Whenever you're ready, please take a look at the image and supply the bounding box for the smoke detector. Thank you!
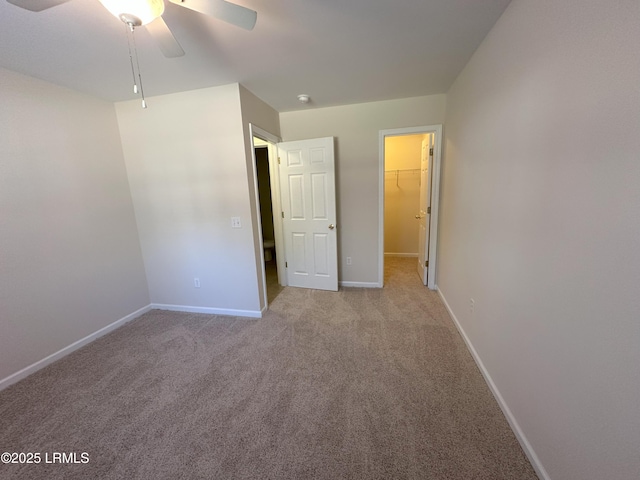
[297,94,310,104]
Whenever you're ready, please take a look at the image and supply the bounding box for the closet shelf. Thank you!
[385,168,420,187]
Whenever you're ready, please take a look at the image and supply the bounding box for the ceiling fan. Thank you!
[6,0,258,58]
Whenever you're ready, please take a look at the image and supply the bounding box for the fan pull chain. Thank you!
[125,23,147,109]
[125,24,138,94]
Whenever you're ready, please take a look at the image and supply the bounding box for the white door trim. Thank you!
[249,124,283,311]
[378,125,443,289]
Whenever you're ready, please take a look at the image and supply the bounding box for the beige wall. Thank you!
[0,68,149,383]
[280,95,446,284]
[438,1,640,479]
[384,134,422,171]
[116,83,270,315]
[116,84,279,316]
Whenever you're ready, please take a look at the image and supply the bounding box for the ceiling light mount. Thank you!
[120,13,142,29]
[98,0,165,26]
[297,94,310,104]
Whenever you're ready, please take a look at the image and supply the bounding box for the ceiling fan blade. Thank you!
[169,0,257,31]
[145,16,185,58]
[6,0,72,12]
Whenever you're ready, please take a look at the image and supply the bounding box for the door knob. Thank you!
[328,224,335,230]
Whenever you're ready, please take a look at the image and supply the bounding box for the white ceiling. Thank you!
[0,0,512,112]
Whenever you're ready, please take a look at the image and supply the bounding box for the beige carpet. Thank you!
[0,258,538,479]
[265,259,284,304]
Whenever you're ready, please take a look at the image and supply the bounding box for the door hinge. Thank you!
[425,260,429,267]
[278,157,281,164]
[427,206,431,214]
[285,262,288,268]
[429,147,434,156]
[281,211,284,218]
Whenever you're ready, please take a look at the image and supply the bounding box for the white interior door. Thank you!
[278,137,338,291]
[417,134,433,285]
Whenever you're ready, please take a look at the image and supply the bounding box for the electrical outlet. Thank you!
[346,256,352,265]
[231,217,242,228]
[469,298,475,314]
[194,278,201,288]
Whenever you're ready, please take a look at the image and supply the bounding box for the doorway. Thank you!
[249,125,285,312]
[379,125,442,289]
[254,143,283,304]
[383,134,425,257]
[249,126,339,313]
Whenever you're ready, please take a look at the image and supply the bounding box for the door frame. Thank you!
[249,124,285,311]
[378,124,443,289]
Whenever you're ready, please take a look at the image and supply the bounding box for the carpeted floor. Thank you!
[265,259,284,304]
[0,257,538,479]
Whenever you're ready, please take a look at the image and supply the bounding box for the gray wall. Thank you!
[438,1,640,479]
[0,68,149,383]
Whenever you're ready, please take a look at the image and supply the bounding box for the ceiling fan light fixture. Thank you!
[98,0,165,26]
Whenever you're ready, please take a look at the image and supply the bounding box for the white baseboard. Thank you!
[0,304,152,392]
[339,281,381,288]
[436,286,550,480]
[151,303,263,318]
[384,253,419,257]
